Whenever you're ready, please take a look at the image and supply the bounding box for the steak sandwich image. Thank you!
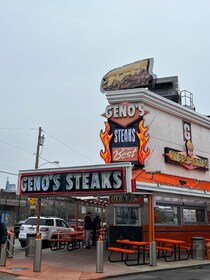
[100,58,156,92]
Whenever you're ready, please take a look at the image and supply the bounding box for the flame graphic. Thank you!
[100,122,113,163]
[136,120,150,164]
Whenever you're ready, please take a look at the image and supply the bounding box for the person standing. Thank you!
[84,212,93,249]
[0,215,7,248]
[92,214,101,246]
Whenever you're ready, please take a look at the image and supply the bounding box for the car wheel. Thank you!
[42,240,50,249]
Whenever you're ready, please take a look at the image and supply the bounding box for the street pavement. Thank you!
[104,264,210,280]
[0,272,17,279]
[1,238,210,279]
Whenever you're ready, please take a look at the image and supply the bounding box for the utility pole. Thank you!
[35,127,43,169]
[34,127,45,237]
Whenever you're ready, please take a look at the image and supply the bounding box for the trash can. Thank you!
[191,237,205,259]
[25,234,36,257]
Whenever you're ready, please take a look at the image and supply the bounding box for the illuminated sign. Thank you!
[100,101,150,166]
[18,164,133,196]
[183,121,192,142]
[164,147,209,171]
[110,194,144,205]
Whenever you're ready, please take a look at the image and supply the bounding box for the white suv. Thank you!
[18,216,72,248]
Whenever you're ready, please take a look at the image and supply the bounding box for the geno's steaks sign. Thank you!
[18,163,132,196]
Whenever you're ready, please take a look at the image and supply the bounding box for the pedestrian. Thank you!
[92,214,101,246]
[0,215,7,248]
[84,212,93,249]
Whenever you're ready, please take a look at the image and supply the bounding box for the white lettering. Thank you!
[34,176,41,191]
[53,174,61,191]
[74,173,82,189]
[104,103,144,118]
[114,128,136,143]
[21,170,124,193]
[90,172,100,189]
[105,105,112,118]
[101,172,112,189]
[127,104,135,117]
[42,175,50,191]
[82,173,90,189]
[22,177,28,192]
[66,174,74,190]
[112,171,122,189]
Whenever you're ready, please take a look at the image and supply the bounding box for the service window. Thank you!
[154,205,180,225]
[114,205,140,226]
[182,207,206,224]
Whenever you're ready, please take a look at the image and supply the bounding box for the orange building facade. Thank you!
[100,61,210,244]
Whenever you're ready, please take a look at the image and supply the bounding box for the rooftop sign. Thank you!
[100,58,156,92]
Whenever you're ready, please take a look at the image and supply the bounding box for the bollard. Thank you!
[33,238,42,272]
[7,233,15,258]
[25,234,36,257]
[96,235,104,273]
[149,241,157,266]
[0,240,8,266]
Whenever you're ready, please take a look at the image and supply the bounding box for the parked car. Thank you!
[18,216,72,248]
[68,219,83,231]
[14,220,26,238]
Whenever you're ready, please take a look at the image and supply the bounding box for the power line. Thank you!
[0,128,37,131]
[0,127,97,174]
[43,130,96,164]
[0,139,34,155]
[0,170,18,176]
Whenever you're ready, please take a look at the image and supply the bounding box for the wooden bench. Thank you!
[108,247,135,263]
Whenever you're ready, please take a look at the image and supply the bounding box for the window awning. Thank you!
[132,168,210,199]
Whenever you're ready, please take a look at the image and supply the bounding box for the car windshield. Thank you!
[15,221,25,225]
[24,218,46,226]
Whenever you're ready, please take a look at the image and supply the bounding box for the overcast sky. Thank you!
[0,0,210,189]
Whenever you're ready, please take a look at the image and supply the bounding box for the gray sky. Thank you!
[0,0,210,189]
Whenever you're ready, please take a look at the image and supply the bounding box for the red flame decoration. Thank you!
[100,122,113,163]
[136,120,150,164]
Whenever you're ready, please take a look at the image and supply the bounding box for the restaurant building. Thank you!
[100,58,210,245]
[18,58,210,248]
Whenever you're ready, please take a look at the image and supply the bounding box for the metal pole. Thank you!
[7,232,15,258]
[96,237,104,273]
[148,194,156,266]
[0,240,8,266]
[33,239,42,272]
[149,241,157,266]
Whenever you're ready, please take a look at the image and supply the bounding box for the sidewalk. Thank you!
[1,241,210,280]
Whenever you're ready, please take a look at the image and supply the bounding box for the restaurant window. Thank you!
[182,207,206,224]
[154,205,180,225]
[114,205,140,226]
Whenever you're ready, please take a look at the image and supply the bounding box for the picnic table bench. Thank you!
[108,247,135,263]
[49,231,84,251]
